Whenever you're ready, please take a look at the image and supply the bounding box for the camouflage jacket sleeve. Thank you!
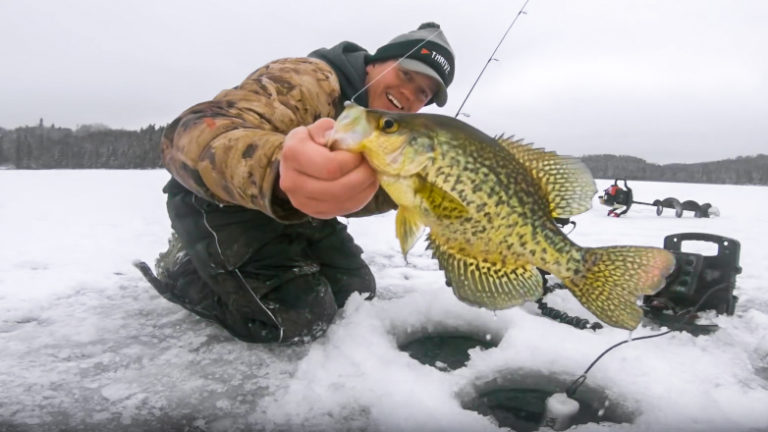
[161,57,342,223]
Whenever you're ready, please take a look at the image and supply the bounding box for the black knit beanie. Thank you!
[367,22,455,107]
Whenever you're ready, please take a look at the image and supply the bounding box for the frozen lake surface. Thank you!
[1,170,767,431]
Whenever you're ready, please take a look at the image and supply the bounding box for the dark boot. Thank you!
[134,233,219,321]
[258,270,338,342]
[137,234,337,343]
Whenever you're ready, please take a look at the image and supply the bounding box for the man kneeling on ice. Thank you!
[136,23,456,343]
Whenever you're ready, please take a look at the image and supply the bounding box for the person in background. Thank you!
[136,22,456,343]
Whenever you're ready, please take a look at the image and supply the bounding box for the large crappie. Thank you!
[329,102,675,330]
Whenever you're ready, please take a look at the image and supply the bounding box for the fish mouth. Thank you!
[329,102,373,152]
[386,92,403,110]
[329,128,366,151]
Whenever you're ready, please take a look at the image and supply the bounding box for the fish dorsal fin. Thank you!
[427,234,543,309]
[395,206,424,257]
[495,135,597,218]
[414,175,469,220]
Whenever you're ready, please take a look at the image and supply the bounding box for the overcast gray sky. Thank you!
[1,0,766,163]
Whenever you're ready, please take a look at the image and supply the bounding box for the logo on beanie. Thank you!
[420,48,451,76]
[370,37,454,87]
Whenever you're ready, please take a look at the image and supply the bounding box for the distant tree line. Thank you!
[1,122,766,185]
[0,120,164,169]
[581,154,768,185]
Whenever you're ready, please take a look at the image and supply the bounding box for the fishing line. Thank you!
[350,29,444,105]
[454,0,532,118]
[565,283,732,397]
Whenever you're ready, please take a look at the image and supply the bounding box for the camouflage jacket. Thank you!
[161,56,396,223]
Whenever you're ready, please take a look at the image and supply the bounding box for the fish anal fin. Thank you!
[429,234,543,309]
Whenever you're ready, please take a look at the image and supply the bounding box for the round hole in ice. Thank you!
[459,368,636,431]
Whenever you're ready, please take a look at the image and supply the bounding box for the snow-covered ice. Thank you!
[1,170,767,431]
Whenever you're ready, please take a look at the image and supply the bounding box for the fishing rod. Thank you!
[454,0,532,118]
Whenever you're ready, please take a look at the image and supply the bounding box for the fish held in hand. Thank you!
[329,102,675,330]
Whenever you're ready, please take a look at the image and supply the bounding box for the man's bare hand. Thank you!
[279,118,379,219]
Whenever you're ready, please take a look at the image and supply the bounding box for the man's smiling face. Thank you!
[364,60,438,113]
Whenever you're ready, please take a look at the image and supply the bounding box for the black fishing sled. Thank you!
[598,178,719,218]
[641,232,741,335]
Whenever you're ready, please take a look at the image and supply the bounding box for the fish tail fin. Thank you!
[564,246,676,330]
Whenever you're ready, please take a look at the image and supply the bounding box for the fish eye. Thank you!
[379,117,399,133]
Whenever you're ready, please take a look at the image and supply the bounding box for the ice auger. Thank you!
[598,178,719,218]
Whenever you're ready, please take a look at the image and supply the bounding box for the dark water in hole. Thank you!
[401,334,636,430]
[400,334,497,370]
[462,370,636,431]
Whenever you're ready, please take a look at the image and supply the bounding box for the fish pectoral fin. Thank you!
[396,206,425,257]
[414,176,469,220]
[428,235,543,309]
